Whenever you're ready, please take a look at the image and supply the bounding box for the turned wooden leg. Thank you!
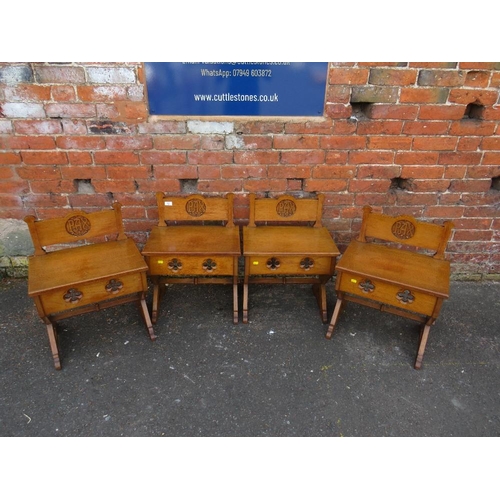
[414,321,432,369]
[313,280,328,323]
[151,278,160,324]
[45,321,61,370]
[326,297,343,340]
[139,297,156,341]
[242,257,249,324]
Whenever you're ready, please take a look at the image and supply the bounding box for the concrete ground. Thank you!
[1,277,498,438]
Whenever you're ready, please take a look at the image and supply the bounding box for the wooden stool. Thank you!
[242,193,339,323]
[142,193,241,324]
[326,206,454,369]
[24,202,155,370]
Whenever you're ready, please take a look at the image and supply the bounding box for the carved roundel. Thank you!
[391,219,416,240]
[276,199,297,218]
[65,215,91,237]
[185,198,206,217]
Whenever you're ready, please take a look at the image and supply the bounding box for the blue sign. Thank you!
[144,62,328,117]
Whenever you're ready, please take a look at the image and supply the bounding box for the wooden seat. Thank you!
[24,202,155,370]
[326,206,454,369]
[242,193,339,323]
[142,193,241,324]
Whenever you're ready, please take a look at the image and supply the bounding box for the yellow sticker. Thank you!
[350,278,357,283]
[253,261,259,265]
[158,260,164,264]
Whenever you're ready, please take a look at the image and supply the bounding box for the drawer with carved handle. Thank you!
[147,255,236,276]
[248,256,334,275]
[338,271,439,317]
[39,272,145,316]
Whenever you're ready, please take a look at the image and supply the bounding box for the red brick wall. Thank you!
[1,62,499,277]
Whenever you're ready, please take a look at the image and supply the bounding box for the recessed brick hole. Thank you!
[180,179,198,194]
[350,102,372,120]
[463,102,485,120]
[491,176,500,191]
[390,177,413,191]
[74,179,95,194]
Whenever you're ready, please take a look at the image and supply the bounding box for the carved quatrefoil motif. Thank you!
[63,288,83,303]
[168,258,183,272]
[202,259,217,272]
[266,257,281,270]
[300,257,314,270]
[397,289,415,304]
[105,279,123,294]
[359,279,375,293]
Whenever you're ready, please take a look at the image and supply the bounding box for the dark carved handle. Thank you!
[266,257,280,270]
[63,288,83,303]
[397,289,415,304]
[300,257,314,270]
[168,258,183,272]
[105,279,123,294]
[359,279,375,293]
[202,259,217,272]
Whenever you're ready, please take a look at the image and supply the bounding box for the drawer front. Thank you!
[339,271,438,317]
[40,272,145,315]
[147,255,236,276]
[248,255,333,276]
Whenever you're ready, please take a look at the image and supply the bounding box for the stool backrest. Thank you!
[24,202,126,256]
[357,206,454,260]
[248,193,324,228]
[156,193,235,228]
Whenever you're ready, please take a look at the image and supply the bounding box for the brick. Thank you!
[197,166,221,179]
[325,85,351,104]
[21,151,68,165]
[357,165,401,178]
[61,166,106,179]
[1,103,45,118]
[197,180,243,192]
[106,166,152,179]
[34,65,86,84]
[86,67,136,84]
[466,166,500,178]
[154,165,198,179]
[418,105,465,120]
[325,151,349,164]
[46,103,96,118]
[349,151,394,164]
[62,119,88,135]
[321,136,366,149]
[449,89,498,105]
[154,135,201,150]
[280,150,325,164]
[221,165,267,179]
[243,179,288,193]
[234,151,280,164]
[348,179,392,192]
[465,71,490,88]
[92,179,137,193]
[285,121,333,134]
[304,179,348,192]
[268,165,311,178]
[0,121,13,133]
[2,136,56,150]
[114,102,148,121]
[51,85,76,102]
[369,68,417,86]
[105,136,153,150]
[273,135,320,149]
[438,152,482,165]
[413,137,458,151]
[13,120,62,135]
[138,121,186,134]
[365,104,418,119]
[409,63,458,69]
[449,179,492,192]
[187,151,232,165]
[402,121,449,135]
[78,85,127,102]
[351,86,398,103]
[200,135,225,150]
[453,230,493,241]
[29,179,75,194]
[458,63,500,70]
[395,152,439,165]
[4,85,51,101]
[482,137,500,149]
[356,121,403,135]
[458,137,482,151]
[0,64,33,84]
[94,151,139,165]
[400,87,449,103]
[0,153,21,165]
[482,152,500,165]
[449,121,496,136]
[401,166,445,179]
[56,136,106,149]
[16,166,61,180]
[368,136,412,150]
[235,121,285,135]
[417,70,465,86]
[409,179,451,192]
[313,165,354,178]
[230,135,273,149]
[329,68,369,84]
[424,206,465,218]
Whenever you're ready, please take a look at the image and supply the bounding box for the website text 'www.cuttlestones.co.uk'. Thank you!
[193,93,279,103]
